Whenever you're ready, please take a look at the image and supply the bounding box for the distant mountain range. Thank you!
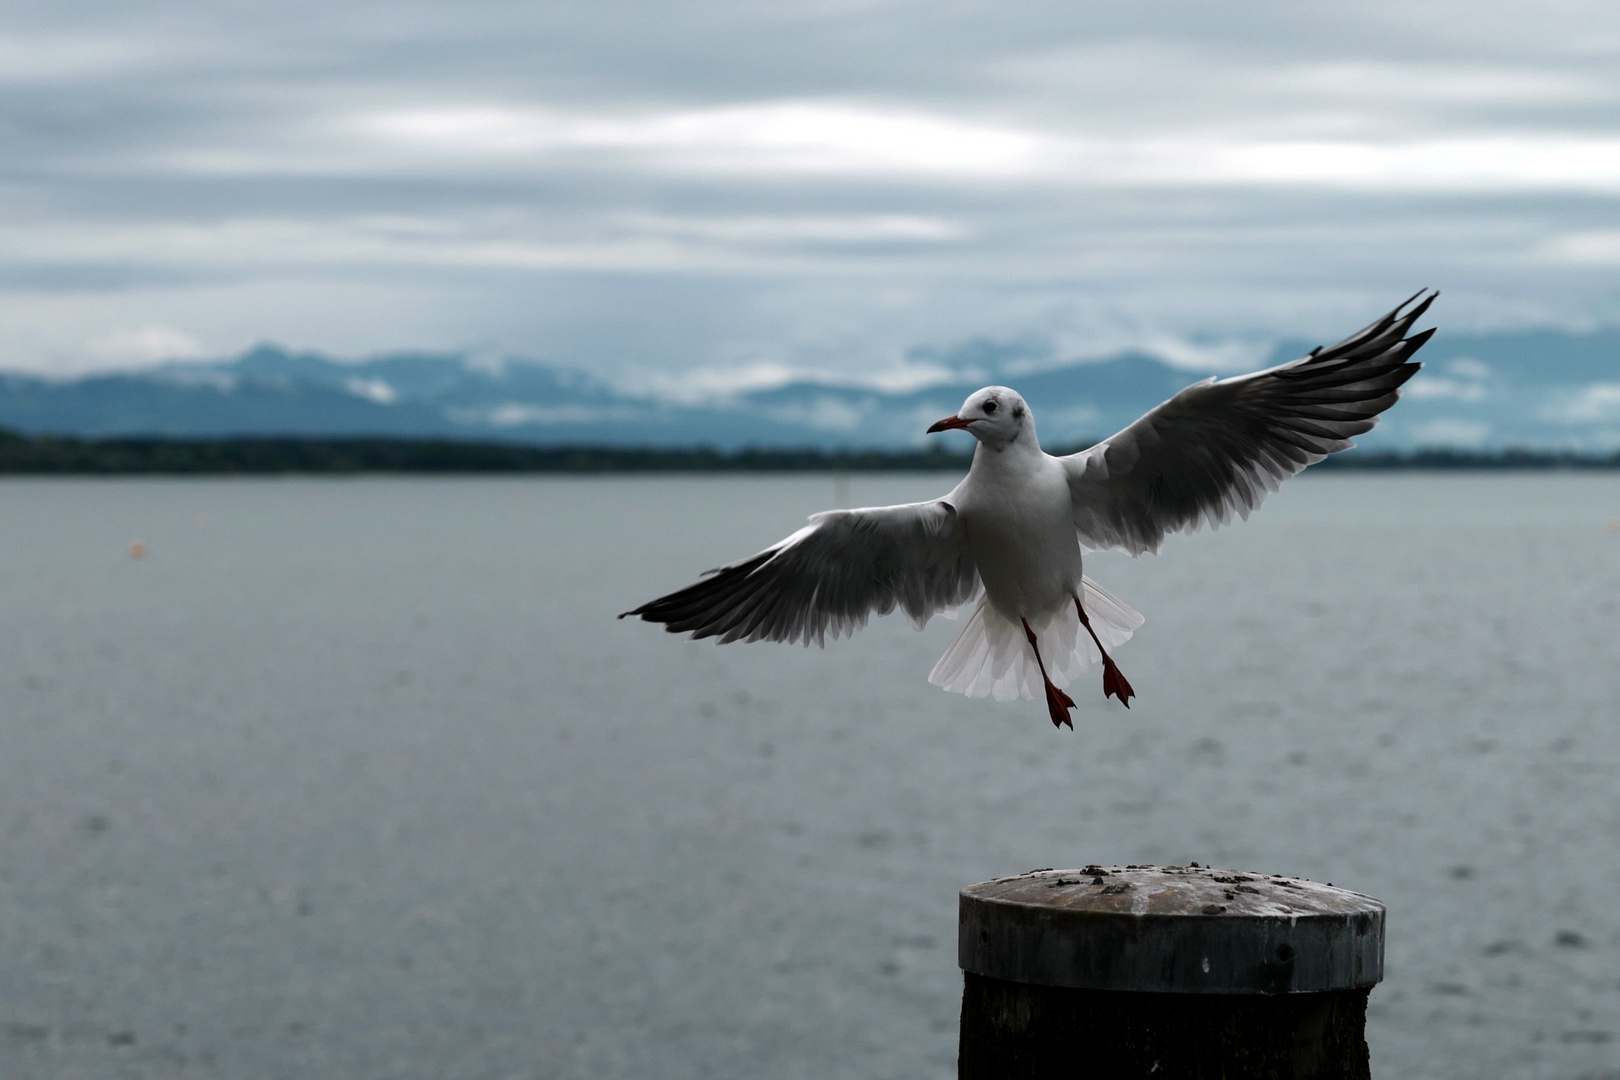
[1,327,1616,450]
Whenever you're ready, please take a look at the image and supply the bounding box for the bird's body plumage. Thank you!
[953,436,1081,622]
[622,292,1437,726]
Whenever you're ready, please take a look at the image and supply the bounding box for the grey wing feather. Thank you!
[1062,290,1437,555]
[619,498,980,645]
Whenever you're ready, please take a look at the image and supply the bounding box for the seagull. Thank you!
[621,292,1436,729]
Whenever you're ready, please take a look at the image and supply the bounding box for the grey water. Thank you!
[0,473,1617,1080]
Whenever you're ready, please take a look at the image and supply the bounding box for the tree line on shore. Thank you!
[0,428,1614,473]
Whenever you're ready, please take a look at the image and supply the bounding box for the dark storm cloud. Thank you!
[2,0,1618,380]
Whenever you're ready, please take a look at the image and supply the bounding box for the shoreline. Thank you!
[0,430,1616,474]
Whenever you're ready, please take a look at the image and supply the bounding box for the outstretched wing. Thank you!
[1062,290,1436,555]
[619,497,980,645]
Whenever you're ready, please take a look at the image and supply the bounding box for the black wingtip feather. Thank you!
[1395,287,1428,313]
[620,549,789,640]
[1399,290,1438,327]
[1404,325,1438,352]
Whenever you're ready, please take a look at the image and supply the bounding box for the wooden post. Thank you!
[958,865,1384,1080]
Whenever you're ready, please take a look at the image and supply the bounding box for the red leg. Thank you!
[1021,617,1077,729]
[1074,597,1135,708]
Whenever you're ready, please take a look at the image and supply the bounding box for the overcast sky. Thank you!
[3,0,1618,388]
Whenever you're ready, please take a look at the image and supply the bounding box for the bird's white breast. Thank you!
[955,450,1083,620]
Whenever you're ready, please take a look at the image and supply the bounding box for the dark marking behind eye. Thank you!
[1012,405,1024,420]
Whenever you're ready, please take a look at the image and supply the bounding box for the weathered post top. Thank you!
[960,865,1384,996]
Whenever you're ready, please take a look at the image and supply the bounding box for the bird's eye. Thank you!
[983,400,998,414]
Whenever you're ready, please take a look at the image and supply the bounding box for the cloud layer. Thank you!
[2,0,1619,383]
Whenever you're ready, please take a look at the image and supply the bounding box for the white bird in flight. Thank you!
[622,292,1436,729]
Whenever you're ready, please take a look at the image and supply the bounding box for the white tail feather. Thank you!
[928,575,1142,701]
[1079,576,1144,648]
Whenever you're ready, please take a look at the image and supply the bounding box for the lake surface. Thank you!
[0,473,1617,1080]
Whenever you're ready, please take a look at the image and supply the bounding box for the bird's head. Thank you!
[926,386,1032,449]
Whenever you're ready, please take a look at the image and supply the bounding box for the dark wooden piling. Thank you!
[958,865,1385,1080]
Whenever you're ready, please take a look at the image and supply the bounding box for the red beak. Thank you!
[926,415,975,434]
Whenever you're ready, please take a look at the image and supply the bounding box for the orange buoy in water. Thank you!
[129,540,146,559]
